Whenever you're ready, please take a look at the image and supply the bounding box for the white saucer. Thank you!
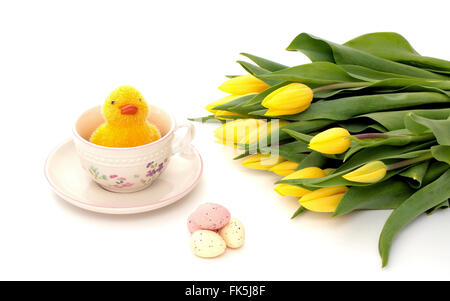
[45,140,203,214]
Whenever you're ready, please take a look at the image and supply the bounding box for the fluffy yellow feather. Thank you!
[90,86,161,147]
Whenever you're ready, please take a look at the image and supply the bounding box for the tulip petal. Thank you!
[262,83,313,110]
[242,154,285,170]
[269,161,299,176]
[299,186,348,212]
[218,75,270,95]
[214,119,266,144]
[343,161,387,183]
[274,184,311,197]
[239,119,288,144]
[282,167,326,180]
[300,193,346,212]
[309,127,351,154]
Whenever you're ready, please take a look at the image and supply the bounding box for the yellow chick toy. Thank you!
[90,86,161,147]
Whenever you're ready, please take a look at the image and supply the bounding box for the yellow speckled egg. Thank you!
[190,230,226,258]
[218,218,245,249]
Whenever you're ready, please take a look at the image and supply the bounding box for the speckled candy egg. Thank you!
[190,230,226,258]
[218,218,245,249]
[189,203,231,231]
[187,213,202,233]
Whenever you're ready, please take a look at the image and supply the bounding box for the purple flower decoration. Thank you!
[145,161,165,177]
[146,161,155,168]
[146,169,156,177]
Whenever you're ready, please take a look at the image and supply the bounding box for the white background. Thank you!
[1,0,449,280]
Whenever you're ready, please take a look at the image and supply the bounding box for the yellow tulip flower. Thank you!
[309,127,351,154]
[343,161,387,183]
[262,83,313,116]
[299,186,348,212]
[241,154,285,170]
[239,119,289,145]
[214,110,244,121]
[269,161,299,176]
[218,75,270,95]
[274,167,326,197]
[205,95,241,114]
[274,184,310,197]
[283,167,327,180]
[214,119,266,145]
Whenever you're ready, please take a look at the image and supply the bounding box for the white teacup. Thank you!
[73,105,195,193]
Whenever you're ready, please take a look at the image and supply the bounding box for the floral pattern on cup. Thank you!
[88,158,169,189]
[140,158,168,185]
[109,175,134,189]
[88,166,108,180]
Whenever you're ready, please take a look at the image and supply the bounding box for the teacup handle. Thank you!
[171,121,195,155]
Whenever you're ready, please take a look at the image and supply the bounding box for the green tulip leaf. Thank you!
[258,62,363,87]
[343,32,450,75]
[258,141,310,163]
[213,114,247,120]
[243,119,334,149]
[282,129,313,143]
[398,161,430,188]
[344,130,435,161]
[243,81,291,107]
[287,33,448,80]
[431,145,450,165]
[237,60,280,86]
[233,152,251,160]
[333,180,415,217]
[240,53,288,72]
[337,120,387,133]
[280,92,450,122]
[291,206,307,219]
[361,108,450,131]
[277,141,310,153]
[237,60,269,75]
[212,93,256,111]
[404,113,450,146]
[188,115,224,124]
[422,161,450,186]
[379,169,450,267]
[339,64,417,81]
[427,200,450,216]
[278,142,435,188]
[314,77,450,99]
[297,151,328,169]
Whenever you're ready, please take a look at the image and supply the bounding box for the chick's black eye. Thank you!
[139,98,142,102]
[111,101,115,105]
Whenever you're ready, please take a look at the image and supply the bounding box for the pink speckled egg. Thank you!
[188,203,231,232]
[187,213,202,233]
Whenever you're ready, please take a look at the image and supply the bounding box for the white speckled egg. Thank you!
[190,230,226,258]
[218,218,245,249]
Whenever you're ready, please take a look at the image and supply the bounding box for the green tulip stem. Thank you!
[386,153,433,171]
[312,82,369,93]
[353,132,435,140]
[353,133,390,139]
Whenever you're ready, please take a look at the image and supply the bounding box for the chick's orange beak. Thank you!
[120,104,138,115]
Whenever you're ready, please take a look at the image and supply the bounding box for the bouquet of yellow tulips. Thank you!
[191,32,450,267]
